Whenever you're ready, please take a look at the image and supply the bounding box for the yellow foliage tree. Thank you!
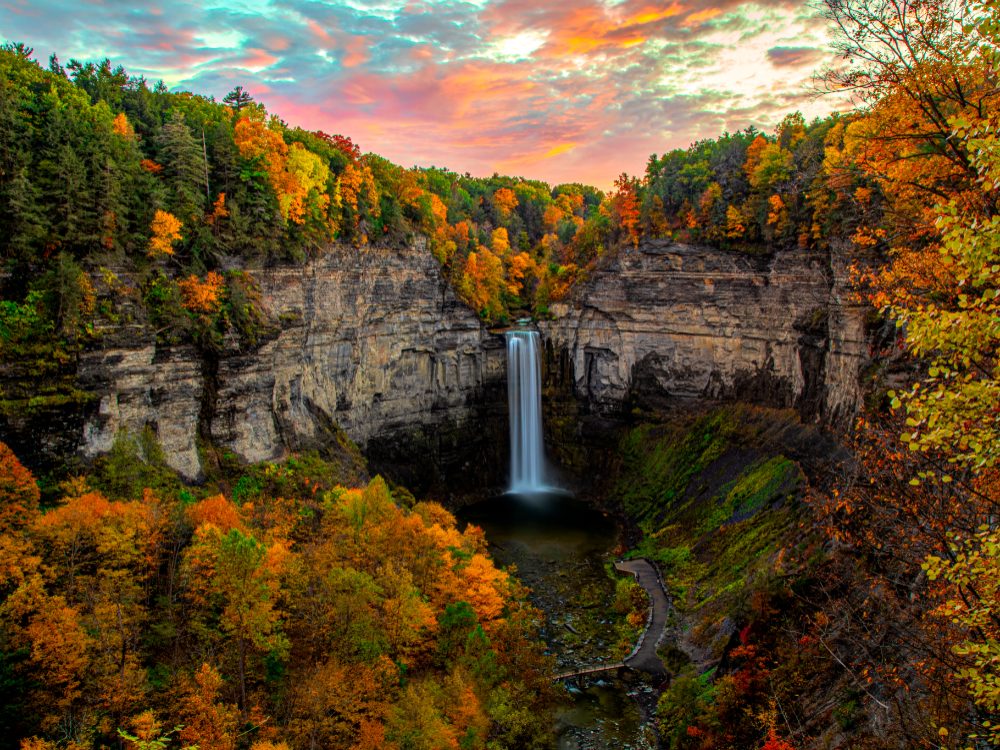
[490,227,510,256]
[147,210,182,258]
[284,142,331,224]
[725,204,745,239]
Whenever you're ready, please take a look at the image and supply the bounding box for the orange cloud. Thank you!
[627,4,686,26]
[543,142,578,159]
[439,62,542,119]
[683,7,723,26]
[534,1,684,57]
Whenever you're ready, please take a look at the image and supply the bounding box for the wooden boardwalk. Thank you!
[615,558,669,677]
[553,558,669,681]
[553,662,625,681]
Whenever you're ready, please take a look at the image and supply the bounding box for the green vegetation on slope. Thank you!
[615,408,804,621]
[610,407,831,749]
[0,43,614,340]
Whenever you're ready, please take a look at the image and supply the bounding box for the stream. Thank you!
[458,491,660,749]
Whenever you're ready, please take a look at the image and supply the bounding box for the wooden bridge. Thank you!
[553,662,626,681]
[553,558,669,681]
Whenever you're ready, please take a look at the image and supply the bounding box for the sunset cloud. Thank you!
[767,45,826,67]
[0,0,847,189]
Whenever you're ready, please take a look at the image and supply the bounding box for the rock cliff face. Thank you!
[76,241,508,490]
[2,238,869,491]
[540,240,868,425]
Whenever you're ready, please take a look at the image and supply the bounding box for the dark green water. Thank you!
[458,492,657,749]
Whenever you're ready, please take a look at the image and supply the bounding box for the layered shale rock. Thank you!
[76,241,507,487]
[2,239,869,489]
[540,240,868,424]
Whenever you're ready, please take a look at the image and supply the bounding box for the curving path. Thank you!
[554,558,669,680]
[614,558,669,677]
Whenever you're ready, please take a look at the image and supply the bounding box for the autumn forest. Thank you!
[0,0,999,748]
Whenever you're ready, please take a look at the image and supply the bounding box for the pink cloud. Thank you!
[135,25,197,54]
[306,18,332,43]
[1,0,39,17]
[340,35,369,68]
[238,47,278,69]
[263,34,291,52]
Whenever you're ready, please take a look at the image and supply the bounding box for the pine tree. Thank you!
[156,110,206,223]
[222,86,253,111]
[1,165,46,262]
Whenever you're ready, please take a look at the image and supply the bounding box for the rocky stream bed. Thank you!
[458,492,664,749]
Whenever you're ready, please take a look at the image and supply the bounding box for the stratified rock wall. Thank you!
[77,241,507,486]
[540,240,868,423]
[16,238,867,488]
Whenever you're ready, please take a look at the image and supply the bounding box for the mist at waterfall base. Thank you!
[505,329,559,496]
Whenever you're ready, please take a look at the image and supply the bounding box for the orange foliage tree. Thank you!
[611,173,640,247]
[0,442,555,747]
[459,250,505,319]
[177,271,225,315]
[0,440,39,532]
[492,187,518,219]
[812,0,1000,744]
[339,160,380,240]
[111,112,135,139]
[234,117,333,227]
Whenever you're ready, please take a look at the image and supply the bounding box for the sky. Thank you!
[1,0,847,190]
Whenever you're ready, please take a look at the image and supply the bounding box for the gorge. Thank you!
[0,238,869,494]
[1,235,871,747]
[3,12,997,746]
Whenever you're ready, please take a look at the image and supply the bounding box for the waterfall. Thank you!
[506,329,547,493]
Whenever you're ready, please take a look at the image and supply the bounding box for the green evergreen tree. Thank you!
[156,110,206,224]
[222,85,253,111]
[1,165,46,263]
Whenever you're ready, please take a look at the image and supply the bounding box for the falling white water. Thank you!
[506,329,547,493]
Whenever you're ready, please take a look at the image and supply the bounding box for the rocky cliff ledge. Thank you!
[2,239,870,491]
[540,240,869,425]
[76,241,508,488]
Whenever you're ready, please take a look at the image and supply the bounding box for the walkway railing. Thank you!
[552,557,669,681]
[552,662,626,681]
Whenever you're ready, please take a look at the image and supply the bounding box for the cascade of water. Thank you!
[506,329,547,493]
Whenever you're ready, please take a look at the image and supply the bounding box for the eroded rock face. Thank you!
[78,342,205,481]
[540,240,868,424]
[77,241,507,488]
[210,243,508,492]
[15,238,866,490]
